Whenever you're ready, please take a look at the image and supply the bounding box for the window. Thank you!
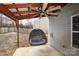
[71,14,79,48]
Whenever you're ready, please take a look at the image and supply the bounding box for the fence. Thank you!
[0,27,33,34]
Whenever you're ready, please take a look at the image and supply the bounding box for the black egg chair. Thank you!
[29,29,47,46]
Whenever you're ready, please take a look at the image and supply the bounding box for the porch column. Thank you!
[15,20,19,48]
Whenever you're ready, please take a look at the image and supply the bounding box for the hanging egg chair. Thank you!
[29,29,47,46]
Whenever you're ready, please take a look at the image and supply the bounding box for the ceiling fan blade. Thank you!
[29,6,39,11]
[47,12,59,15]
[42,3,48,11]
[46,5,61,12]
[32,14,39,17]
[48,6,55,10]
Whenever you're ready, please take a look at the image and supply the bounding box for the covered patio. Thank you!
[0,3,66,56]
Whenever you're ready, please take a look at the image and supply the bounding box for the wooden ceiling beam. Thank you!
[4,3,42,8]
[0,3,66,20]
[0,4,18,20]
[16,8,21,16]
[16,14,38,20]
[12,11,39,14]
[13,3,21,16]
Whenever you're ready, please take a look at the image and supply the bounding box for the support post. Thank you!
[15,20,19,48]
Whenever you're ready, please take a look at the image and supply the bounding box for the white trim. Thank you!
[71,15,72,48]
[72,31,79,33]
[72,13,79,17]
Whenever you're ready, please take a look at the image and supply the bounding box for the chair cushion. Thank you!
[30,36,46,45]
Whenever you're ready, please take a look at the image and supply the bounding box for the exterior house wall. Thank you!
[49,3,79,55]
[33,17,49,34]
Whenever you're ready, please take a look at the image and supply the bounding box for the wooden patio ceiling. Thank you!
[0,3,66,21]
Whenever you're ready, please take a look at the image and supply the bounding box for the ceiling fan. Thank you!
[31,3,62,19]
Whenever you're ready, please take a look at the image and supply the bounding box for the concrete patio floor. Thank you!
[13,45,63,56]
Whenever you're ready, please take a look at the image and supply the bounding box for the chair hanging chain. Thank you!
[39,18,40,28]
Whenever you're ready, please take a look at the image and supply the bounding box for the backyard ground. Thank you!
[0,32,29,56]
